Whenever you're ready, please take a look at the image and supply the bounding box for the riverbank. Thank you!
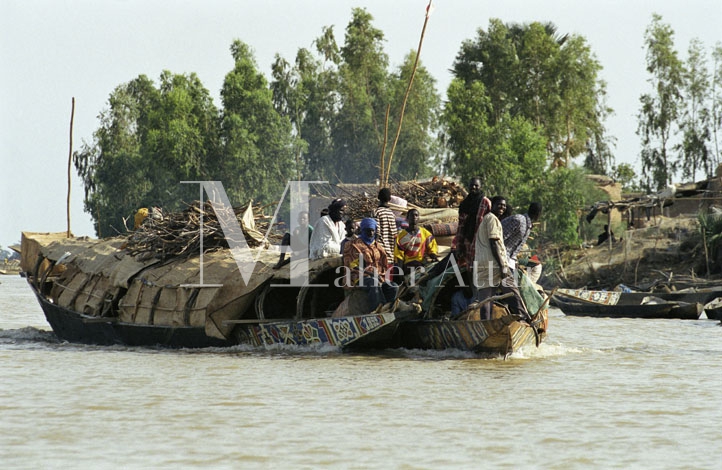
[543,214,718,290]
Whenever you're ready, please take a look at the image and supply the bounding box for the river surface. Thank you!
[1,274,721,469]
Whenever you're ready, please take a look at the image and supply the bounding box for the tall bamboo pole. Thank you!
[383,0,434,187]
[67,97,75,238]
[379,104,391,184]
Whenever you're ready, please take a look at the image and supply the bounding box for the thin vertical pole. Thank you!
[384,0,434,186]
[67,97,75,238]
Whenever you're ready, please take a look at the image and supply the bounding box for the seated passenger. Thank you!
[450,271,475,318]
[343,218,399,311]
[597,225,616,246]
[394,209,439,279]
[339,219,358,254]
[309,199,346,260]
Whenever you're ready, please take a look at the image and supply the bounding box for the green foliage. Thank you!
[677,38,712,180]
[219,40,297,206]
[535,167,606,246]
[451,19,609,168]
[75,10,620,248]
[270,8,441,184]
[75,41,295,236]
[74,73,219,235]
[698,212,722,271]
[384,51,442,180]
[712,43,722,171]
[612,163,641,192]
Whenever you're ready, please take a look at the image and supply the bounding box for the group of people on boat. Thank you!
[276,177,542,319]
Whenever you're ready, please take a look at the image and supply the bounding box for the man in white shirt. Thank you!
[309,199,346,260]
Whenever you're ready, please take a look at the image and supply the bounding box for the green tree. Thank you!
[535,167,604,245]
[442,78,494,178]
[677,38,712,181]
[637,14,685,190]
[74,72,219,236]
[451,19,608,167]
[271,9,442,184]
[330,8,391,183]
[271,42,337,180]
[612,163,641,192]
[443,79,548,209]
[384,51,441,180]
[219,40,297,205]
[711,43,722,171]
[584,80,616,175]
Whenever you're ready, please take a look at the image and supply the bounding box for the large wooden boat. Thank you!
[21,232,414,350]
[20,230,546,355]
[552,289,703,320]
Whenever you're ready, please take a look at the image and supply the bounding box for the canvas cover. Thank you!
[27,236,156,317]
[116,248,280,339]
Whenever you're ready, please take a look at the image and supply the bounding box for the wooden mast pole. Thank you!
[383,0,434,187]
[67,97,75,238]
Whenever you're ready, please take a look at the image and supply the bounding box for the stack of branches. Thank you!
[125,200,281,261]
[342,177,467,220]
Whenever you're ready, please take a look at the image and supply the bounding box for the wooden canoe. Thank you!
[552,289,703,320]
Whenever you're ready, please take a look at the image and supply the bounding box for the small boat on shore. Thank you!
[552,289,703,320]
[703,297,722,320]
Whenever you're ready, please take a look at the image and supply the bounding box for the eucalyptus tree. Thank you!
[637,14,685,190]
[711,43,722,171]
[272,8,441,184]
[584,80,616,175]
[74,72,220,236]
[384,51,441,180]
[677,38,712,181]
[329,7,392,183]
[270,36,338,181]
[219,40,297,205]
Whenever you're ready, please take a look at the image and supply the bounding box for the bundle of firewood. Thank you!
[125,200,281,260]
[343,177,467,220]
[124,178,465,259]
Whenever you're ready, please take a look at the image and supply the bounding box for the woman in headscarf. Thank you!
[342,217,398,311]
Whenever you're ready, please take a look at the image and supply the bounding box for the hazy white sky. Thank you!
[1,0,720,247]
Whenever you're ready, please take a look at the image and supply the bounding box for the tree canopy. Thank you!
[270,8,441,184]
[76,10,722,247]
[450,19,609,170]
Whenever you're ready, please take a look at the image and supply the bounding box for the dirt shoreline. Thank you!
[541,215,720,291]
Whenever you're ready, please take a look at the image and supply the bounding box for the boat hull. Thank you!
[234,312,404,350]
[36,291,232,348]
[391,312,546,355]
[552,295,702,320]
